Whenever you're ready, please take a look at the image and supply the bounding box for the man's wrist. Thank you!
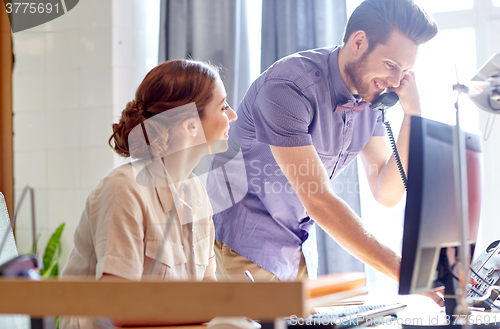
[401,113,416,128]
[403,109,421,117]
[401,100,422,116]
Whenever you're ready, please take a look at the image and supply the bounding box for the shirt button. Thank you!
[347,121,352,126]
[315,71,320,77]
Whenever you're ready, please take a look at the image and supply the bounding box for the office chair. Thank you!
[0,192,31,329]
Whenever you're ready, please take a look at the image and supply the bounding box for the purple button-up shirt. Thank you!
[212,47,385,281]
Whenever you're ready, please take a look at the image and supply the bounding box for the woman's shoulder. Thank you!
[99,162,136,187]
[100,158,160,186]
[87,161,142,201]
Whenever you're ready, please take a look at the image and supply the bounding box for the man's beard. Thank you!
[343,52,381,104]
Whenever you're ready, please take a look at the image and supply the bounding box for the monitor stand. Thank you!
[443,269,458,320]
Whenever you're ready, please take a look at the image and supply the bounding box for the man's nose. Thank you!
[388,70,405,88]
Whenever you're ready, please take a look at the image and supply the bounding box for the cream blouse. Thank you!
[60,159,215,328]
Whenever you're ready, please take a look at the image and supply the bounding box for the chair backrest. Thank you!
[0,192,30,329]
[0,192,18,264]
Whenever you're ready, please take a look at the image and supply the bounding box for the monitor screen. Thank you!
[399,116,482,296]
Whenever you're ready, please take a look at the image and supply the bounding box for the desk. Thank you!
[115,294,500,328]
[109,295,442,328]
[1,277,470,328]
[118,294,442,329]
[117,325,207,329]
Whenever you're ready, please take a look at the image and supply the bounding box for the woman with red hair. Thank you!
[61,59,237,328]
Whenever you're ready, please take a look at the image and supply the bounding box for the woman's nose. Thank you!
[228,106,238,122]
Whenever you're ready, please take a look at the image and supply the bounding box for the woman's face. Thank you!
[200,79,237,153]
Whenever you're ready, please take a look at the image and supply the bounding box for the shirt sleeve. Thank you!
[252,80,314,147]
[91,169,146,281]
[204,217,216,279]
[372,111,386,136]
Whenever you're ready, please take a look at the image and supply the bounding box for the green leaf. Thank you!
[41,223,65,277]
[52,263,59,277]
[42,242,62,279]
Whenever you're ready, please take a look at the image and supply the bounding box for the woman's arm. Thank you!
[203,274,217,282]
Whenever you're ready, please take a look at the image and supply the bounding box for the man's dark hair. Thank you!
[343,0,438,52]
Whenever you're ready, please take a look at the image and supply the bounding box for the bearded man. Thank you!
[212,0,438,284]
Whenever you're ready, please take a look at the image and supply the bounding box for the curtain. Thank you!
[261,0,348,72]
[261,0,364,276]
[159,0,251,110]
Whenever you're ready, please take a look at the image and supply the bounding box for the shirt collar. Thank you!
[131,158,202,222]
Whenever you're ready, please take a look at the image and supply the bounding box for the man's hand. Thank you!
[422,290,445,307]
[360,71,422,206]
[389,70,421,116]
[447,247,478,285]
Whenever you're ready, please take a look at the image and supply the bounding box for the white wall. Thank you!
[11,0,158,269]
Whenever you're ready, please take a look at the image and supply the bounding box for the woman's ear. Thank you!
[182,119,198,137]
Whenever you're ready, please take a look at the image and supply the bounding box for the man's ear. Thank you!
[350,30,368,56]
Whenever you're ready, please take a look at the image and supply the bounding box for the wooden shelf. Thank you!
[0,279,307,321]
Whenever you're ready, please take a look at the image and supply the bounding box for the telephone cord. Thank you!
[381,110,408,190]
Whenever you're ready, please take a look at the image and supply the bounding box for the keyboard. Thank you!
[287,303,407,328]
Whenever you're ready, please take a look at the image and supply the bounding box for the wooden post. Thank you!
[0,1,13,220]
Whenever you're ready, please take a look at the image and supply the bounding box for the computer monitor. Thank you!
[399,116,483,315]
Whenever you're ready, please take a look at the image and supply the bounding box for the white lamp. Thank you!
[455,53,500,113]
[451,53,500,321]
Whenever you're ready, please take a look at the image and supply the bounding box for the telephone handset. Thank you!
[369,92,408,189]
[370,91,400,111]
[467,240,500,308]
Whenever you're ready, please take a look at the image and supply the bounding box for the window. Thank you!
[414,0,473,13]
[145,0,161,72]
[416,28,478,129]
[247,0,263,81]
[348,0,474,15]
[346,0,363,15]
